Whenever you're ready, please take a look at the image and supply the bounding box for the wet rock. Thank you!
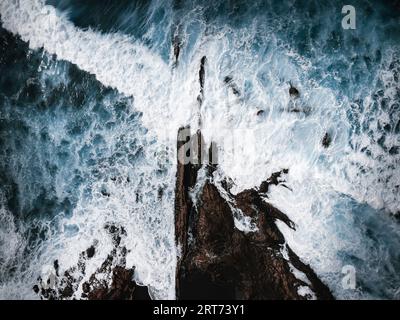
[158,186,165,200]
[173,35,181,66]
[322,132,332,148]
[53,260,60,276]
[101,190,110,197]
[32,285,39,294]
[33,224,150,300]
[197,56,207,105]
[259,168,289,194]
[289,82,300,99]
[199,56,206,91]
[224,76,233,84]
[256,110,265,116]
[86,246,95,259]
[224,76,241,96]
[82,282,90,294]
[105,223,126,246]
[175,127,333,300]
[175,127,201,259]
[289,107,301,113]
[87,266,141,300]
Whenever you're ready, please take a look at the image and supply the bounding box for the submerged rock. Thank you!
[322,132,332,148]
[224,76,241,96]
[175,127,333,300]
[287,101,311,115]
[289,82,300,99]
[259,168,289,194]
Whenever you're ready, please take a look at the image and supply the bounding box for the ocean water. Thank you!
[0,0,399,299]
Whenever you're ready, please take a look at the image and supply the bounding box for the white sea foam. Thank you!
[0,191,42,299]
[0,193,25,283]
[297,286,317,300]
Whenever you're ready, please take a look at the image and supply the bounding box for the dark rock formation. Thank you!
[197,56,207,105]
[289,107,302,113]
[289,82,300,99]
[224,76,241,96]
[199,56,206,91]
[322,132,332,148]
[175,127,333,300]
[286,83,312,115]
[173,34,181,66]
[258,168,290,194]
[33,224,151,300]
[256,110,265,116]
[86,245,96,259]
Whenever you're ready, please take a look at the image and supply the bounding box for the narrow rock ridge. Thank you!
[172,31,181,67]
[197,56,207,108]
[174,127,334,300]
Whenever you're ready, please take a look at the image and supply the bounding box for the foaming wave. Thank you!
[0,31,177,298]
[341,50,400,214]
[0,0,185,143]
[0,190,45,299]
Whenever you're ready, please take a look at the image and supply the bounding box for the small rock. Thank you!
[54,260,59,276]
[224,76,232,84]
[289,82,300,99]
[82,282,90,294]
[157,187,164,199]
[322,132,332,148]
[86,246,95,259]
[101,190,110,197]
[173,35,181,65]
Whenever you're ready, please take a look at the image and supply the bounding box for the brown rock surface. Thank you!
[175,127,334,300]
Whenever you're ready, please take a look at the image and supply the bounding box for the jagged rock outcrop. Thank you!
[322,132,332,148]
[175,127,334,300]
[33,224,151,300]
[289,82,300,99]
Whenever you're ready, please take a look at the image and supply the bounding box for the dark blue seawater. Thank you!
[0,0,399,299]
